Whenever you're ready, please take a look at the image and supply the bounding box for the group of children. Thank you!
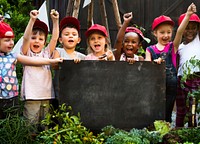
[0,2,199,129]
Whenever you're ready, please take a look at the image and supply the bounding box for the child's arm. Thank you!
[51,49,61,69]
[22,10,39,55]
[48,9,59,55]
[145,50,151,61]
[114,12,133,60]
[17,54,63,66]
[173,3,196,53]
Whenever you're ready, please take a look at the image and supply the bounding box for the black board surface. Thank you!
[59,60,166,131]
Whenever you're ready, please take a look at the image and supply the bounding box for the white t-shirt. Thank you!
[178,34,200,76]
[21,46,54,100]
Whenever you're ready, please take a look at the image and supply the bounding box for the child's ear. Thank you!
[77,37,81,44]
[59,37,62,44]
[153,30,157,37]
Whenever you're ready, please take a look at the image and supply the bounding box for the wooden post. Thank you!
[99,0,111,46]
[112,0,122,30]
[72,0,81,18]
[66,0,74,16]
[87,0,94,28]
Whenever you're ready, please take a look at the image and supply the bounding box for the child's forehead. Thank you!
[32,30,46,37]
[188,21,199,27]
[62,27,79,33]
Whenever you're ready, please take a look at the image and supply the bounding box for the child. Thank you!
[145,3,196,123]
[0,21,62,118]
[53,16,86,103]
[176,13,200,127]
[85,24,115,60]
[53,16,86,62]
[20,9,59,125]
[114,12,149,63]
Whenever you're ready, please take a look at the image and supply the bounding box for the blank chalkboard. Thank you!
[59,60,166,131]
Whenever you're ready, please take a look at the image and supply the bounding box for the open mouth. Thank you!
[126,47,133,52]
[94,44,101,48]
[68,40,74,43]
[33,45,40,48]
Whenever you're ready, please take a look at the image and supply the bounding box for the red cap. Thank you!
[0,22,14,38]
[33,19,48,36]
[178,13,200,25]
[125,27,151,43]
[152,15,174,30]
[60,16,80,32]
[125,27,145,40]
[85,24,108,38]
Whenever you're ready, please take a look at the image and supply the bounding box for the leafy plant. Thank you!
[169,127,200,144]
[0,0,34,43]
[99,124,162,144]
[36,104,103,144]
[0,104,37,144]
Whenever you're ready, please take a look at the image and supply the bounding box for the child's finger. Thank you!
[51,9,59,17]
[31,10,39,16]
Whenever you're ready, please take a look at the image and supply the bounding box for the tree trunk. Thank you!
[112,0,122,30]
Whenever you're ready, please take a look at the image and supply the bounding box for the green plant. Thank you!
[0,105,37,144]
[36,104,103,144]
[0,0,34,43]
[181,56,200,126]
[98,124,162,144]
[169,127,200,143]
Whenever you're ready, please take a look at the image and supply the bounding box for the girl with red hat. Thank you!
[114,12,149,64]
[85,24,115,60]
[145,3,196,123]
[176,11,200,127]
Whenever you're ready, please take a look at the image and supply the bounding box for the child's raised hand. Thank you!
[187,3,196,15]
[50,9,59,20]
[123,12,133,23]
[30,10,39,19]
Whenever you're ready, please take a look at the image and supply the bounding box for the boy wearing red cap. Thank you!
[52,16,86,103]
[85,24,115,60]
[0,21,63,118]
[114,12,149,63]
[176,12,200,127]
[20,9,60,126]
[145,3,196,123]
[53,16,86,62]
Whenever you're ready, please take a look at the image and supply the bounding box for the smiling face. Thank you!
[30,30,46,53]
[88,32,107,56]
[183,22,199,44]
[0,38,14,53]
[123,32,141,57]
[153,23,173,46]
[59,27,80,50]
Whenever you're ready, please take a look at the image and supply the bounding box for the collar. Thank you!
[0,51,8,56]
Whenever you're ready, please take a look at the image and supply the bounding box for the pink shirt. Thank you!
[147,42,176,68]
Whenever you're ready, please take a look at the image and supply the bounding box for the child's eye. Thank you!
[31,37,36,40]
[90,37,95,40]
[72,33,78,36]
